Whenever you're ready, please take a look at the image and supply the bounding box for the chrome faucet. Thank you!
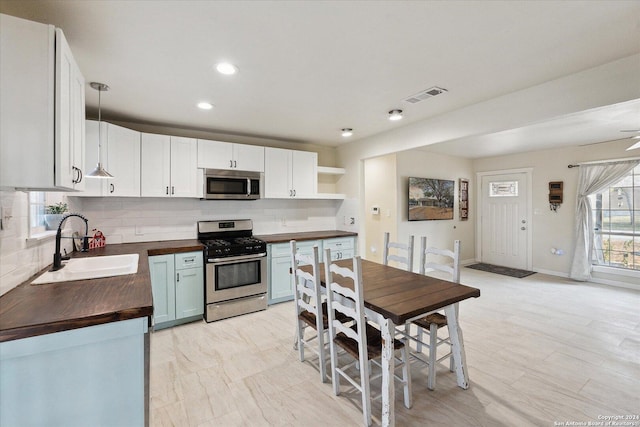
[51,213,89,271]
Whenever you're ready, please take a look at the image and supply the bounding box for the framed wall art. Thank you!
[408,177,455,221]
[459,178,469,221]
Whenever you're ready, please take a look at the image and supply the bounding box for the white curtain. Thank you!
[569,160,640,281]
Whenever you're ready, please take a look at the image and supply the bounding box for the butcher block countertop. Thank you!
[0,240,203,343]
[255,230,357,244]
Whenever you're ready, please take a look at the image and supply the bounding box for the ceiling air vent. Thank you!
[404,86,448,104]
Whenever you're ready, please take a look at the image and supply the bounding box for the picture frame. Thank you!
[459,178,469,221]
[408,177,455,221]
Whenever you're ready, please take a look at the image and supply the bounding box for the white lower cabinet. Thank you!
[267,236,356,304]
[0,317,148,426]
[149,251,204,329]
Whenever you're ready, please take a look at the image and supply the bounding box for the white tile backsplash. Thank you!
[0,192,355,295]
[0,191,73,295]
[70,196,349,238]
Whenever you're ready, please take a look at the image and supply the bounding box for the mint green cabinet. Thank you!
[268,240,320,304]
[323,237,356,261]
[267,236,357,305]
[149,251,204,329]
[0,317,148,426]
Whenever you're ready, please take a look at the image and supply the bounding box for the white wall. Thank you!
[473,138,638,283]
[363,154,398,264]
[396,150,475,267]
[360,151,474,270]
[0,191,73,295]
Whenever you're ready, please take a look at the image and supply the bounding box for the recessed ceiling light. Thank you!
[341,128,353,137]
[388,109,403,121]
[197,102,213,110]
[216,62,238,75]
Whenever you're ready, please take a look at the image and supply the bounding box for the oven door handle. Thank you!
[208,252,267,263]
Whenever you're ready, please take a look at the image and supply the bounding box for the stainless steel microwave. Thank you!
[202,169,263,200]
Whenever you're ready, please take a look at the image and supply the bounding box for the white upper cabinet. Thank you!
[264,147,317,198]
[104,124,141,197]
[141,134,199,198]
[140,133,171,197]
[54,28,85,191]
[170,137,200,197]
[0,14,85,191]
[82,120,140,197]
[197,140,264,172]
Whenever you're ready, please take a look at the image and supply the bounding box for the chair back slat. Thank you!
[419,237,461,283]
[382,232,414,271]
[324,249,369,364]
[290,240,323,329]
[296,282,315,298]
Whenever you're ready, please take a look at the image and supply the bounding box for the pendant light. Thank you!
[86,82,113,178]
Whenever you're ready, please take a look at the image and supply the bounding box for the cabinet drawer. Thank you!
[175,251,203,270]
[328,249,354,261]
[323,237,354,251]
[270,240,320,258]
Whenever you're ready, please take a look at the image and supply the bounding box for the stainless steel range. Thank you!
[198,219,268,322]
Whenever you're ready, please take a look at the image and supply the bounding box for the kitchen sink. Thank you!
[31,254,139,284]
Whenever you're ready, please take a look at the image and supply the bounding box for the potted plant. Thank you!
[44,202,68,230]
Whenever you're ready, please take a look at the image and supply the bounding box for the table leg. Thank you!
[380,317,395,427]
[444,304,469,389]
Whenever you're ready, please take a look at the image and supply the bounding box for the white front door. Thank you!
[480,172,530,269]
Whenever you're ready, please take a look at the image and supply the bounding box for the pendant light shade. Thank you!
[86,82,113,178]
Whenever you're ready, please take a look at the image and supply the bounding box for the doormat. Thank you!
[466,263,536,278]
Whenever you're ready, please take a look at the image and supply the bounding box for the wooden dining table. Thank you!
[303,258,481,427]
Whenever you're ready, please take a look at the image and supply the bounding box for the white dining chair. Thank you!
[409,237,461,390]
[324,249,412,426]
[290,240,328,383]
[382,232,414,272]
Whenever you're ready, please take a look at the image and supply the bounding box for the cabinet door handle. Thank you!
[293,189,296,197]
[171,186,175,195]
[234,160,237,168]
[176,272,180,282]
[230,160,233,168]
[110,183,115,193]
[166,186,169,195]
[72,166,82,184]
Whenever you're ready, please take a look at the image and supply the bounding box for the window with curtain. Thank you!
[589,164,639,270]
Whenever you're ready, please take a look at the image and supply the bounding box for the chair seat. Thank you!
[335,322,405,360]
[299,302,349,330]
[412,312,447,329]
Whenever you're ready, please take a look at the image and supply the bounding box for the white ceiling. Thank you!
[1,0,639,156]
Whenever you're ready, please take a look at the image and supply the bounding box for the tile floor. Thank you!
[149,268,640,426]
